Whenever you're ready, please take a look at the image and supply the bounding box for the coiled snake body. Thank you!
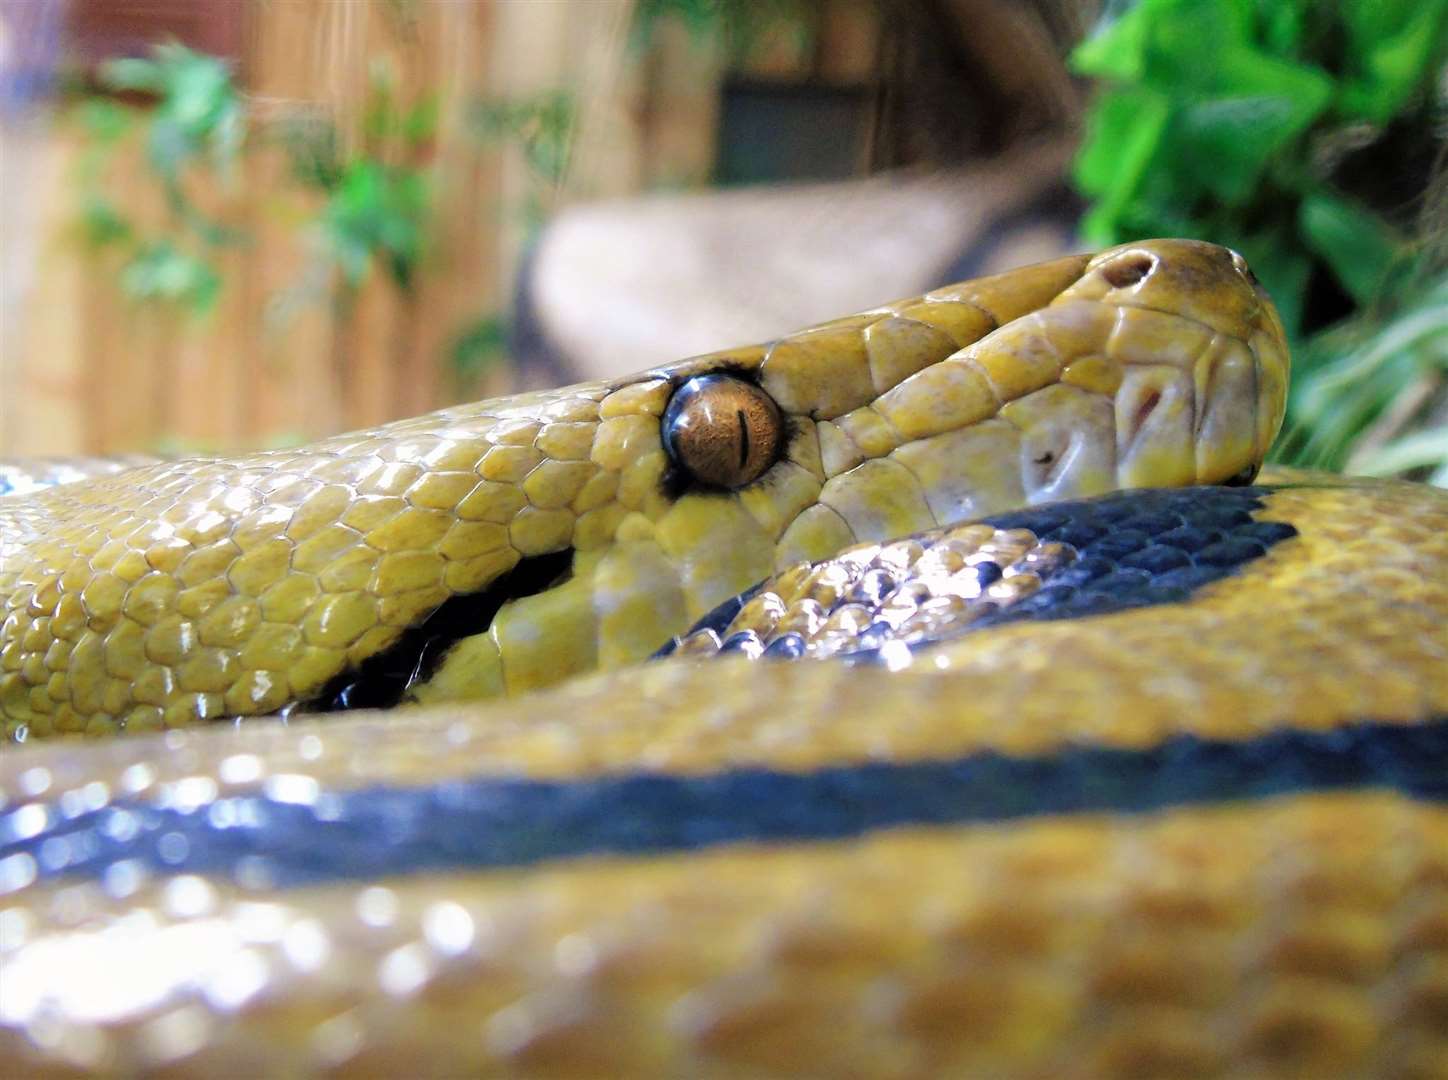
[1,240,1445,1077]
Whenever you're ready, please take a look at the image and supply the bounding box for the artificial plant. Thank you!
[71,42,576,393]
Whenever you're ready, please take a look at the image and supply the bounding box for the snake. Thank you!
[1,238,1445,1077]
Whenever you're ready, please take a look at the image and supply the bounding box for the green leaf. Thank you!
[1080,4,1333,204]
[1070,0,1153,81]
[1298,192,1403,304]
[1175,93,1314,204]
[1073,0,1258,85]
[1340,0,1419,47]
[78,198,133,249]
[1351,427,1448,478]
[99,56,163,94]
[1073,85,1171,244]
[1258,0,1309,55]
[320,160,431,291]
[103,43,247,189]
[1136,0,1257,93]
[161,50,235,134]
[1337,0,1448,122]
[1210,45,1332,112]
[120,242,222,314]
[1275,273,1448,474]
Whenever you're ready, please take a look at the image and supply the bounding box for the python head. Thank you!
[0,239,1287,737]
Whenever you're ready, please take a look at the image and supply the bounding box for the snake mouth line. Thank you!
[310,550,576,713]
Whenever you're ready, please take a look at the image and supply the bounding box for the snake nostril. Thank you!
[1131,389,1162,438]
[1101,253,1156,289]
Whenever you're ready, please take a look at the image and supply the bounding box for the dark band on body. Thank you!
[938,484,1295,637]
[3,715,1444,893]
[659,485,1296,661]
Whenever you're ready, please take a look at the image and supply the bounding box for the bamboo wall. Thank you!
[0,0,735,457]
[3,0,1062,460]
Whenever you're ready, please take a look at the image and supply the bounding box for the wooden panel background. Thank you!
[1,0,735,457]
[0,0,1085,459]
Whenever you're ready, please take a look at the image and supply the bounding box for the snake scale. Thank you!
[1,239,1446,1077]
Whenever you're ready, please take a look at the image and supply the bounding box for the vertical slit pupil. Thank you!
[737,409,749,469]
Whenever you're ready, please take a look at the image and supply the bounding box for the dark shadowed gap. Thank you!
[310,548,575,712]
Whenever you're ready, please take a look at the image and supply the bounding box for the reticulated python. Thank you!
[1,239,1445,1077]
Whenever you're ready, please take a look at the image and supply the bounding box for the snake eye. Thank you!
[662,374,784,490]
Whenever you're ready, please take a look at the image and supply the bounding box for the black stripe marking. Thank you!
[658,486,1296,661]
[3,717,1445,891]
[918,485,1296,641]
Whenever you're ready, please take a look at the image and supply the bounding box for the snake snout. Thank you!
[869,239,1290,515]
[1050,238,1290,489]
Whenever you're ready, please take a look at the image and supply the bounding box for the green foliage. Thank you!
[70,42,581,394]
[283,66,438,295]
[449,314,509,388]
[1072,0,1448,482]
[103,43,245,189]
[120,241,222,310]
[471,91,575,186]
[630,0,813,61]
[315,161,429,291]
[1072,0,1444,329]
[470,90,576,238]
[1278,272,1448,483]
[72,45,247,314]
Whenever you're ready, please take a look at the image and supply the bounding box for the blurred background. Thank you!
[0,0,1443,482]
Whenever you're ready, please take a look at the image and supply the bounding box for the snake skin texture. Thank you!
[4,239,1446,1078]
[660,485,1301,663]
[0,457,163,500]
[1,478,1446,1077]
[2,240,1286,740]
